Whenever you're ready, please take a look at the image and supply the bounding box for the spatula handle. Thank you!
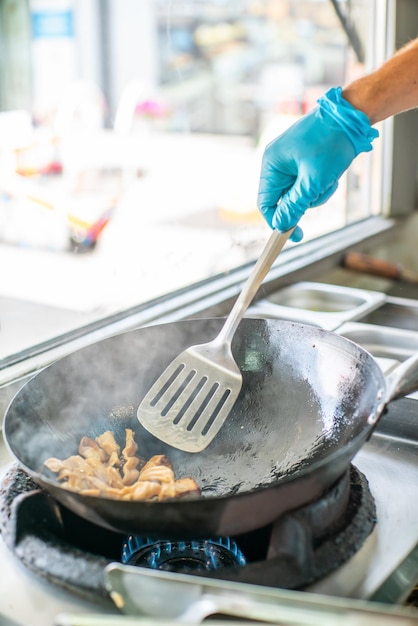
[217,228,294,344]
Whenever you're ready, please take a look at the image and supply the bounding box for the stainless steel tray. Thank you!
[337,321,418,398]
[336,321,418,362]
[247,282,386,330]
[357,295,418,331]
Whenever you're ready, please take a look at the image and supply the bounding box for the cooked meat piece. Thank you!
[76,488,101,497]
[158,481,177,500]
[64,472,110,493]
[138,455,175,484]
[173,477,201,498]
[95,430,121,466]
[44,429,200,502]
[123,428,138,457]
[44,455,85,474]
[46,453,124,493]
[117,480,162,501]
[79,437,108,462]
[85,457,124,489]
[121,428,145,486]
[146,454,173,469]
[122,460,141,486]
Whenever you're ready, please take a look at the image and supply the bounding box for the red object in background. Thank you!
[40,161,63,175]
[68,204,115,250]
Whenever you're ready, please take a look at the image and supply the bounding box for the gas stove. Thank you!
[1,397,418,625]
[0,462,375,597]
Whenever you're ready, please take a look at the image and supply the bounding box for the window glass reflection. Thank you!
[0,0,378,360]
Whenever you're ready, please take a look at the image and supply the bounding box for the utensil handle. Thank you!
[207,593,407,626]
[206,593,339,625]
[217,228,294,344]
[384,351,418,405]
[103,565,418,626]
[343,252,403,281]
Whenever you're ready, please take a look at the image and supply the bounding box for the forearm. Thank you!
[342,38,418,124]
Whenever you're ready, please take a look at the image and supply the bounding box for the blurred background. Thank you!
[0,0,385,360]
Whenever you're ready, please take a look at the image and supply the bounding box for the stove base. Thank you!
[0,463,376,600]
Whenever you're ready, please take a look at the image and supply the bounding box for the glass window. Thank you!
[0,0,385,365]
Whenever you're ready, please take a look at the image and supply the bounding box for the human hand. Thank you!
[257,87,379,242]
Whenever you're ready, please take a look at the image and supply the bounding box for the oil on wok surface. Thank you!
[4,318,384,538]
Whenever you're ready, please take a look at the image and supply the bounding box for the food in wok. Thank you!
[44,428,200,501]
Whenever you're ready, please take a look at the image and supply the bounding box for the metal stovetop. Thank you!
[1,277,418,625]
[1,395,418,626]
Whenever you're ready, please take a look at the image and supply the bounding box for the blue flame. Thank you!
[122,535,246,571]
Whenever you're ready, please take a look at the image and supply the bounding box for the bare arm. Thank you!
[342,38,418,124]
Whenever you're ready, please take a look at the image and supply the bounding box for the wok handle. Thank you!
[384,352,418,405]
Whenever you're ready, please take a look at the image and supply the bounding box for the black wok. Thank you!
[4,318,418,539]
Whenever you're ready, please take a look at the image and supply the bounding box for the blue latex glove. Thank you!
[257,87,379,242]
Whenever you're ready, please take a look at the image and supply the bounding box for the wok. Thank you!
[4,318,418,539]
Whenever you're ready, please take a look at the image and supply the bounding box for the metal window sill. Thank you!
[0,216,396,393]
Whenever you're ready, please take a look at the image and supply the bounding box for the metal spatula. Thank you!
[137,228,294,452]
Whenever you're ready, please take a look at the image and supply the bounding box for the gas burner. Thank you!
[122,535,246,572]
[0,463,376,600]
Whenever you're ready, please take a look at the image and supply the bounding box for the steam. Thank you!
[5,319,371,503]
